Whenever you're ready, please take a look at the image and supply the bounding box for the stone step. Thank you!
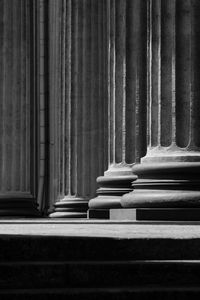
[0,223,200,299]
[1,235,200,261]
[0,261,200,289]
[0,287,200,300]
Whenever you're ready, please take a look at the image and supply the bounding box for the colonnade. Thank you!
[1,0,200,220]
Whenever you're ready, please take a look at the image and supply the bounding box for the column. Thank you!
[88,0,147,218]
[0,0,46,216]
[121,0,200,221]
[49,0,106,218]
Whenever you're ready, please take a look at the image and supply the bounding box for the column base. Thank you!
[109,208,200,221]
[49,197,88,218]
[89,175,137,209]
[121,162,200,211]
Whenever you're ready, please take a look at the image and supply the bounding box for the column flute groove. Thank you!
[49,0,105,217]
[0,0,45,216]
[121,0,200,221]
[88,0,147,218]
[50,0,88,218]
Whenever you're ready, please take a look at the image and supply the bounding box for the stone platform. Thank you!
[0,219,200,299]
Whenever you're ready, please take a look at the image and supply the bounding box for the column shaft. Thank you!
[49,0,106,217]
[146,0,200,160]
[88,0,147,215]
[0,0,46,216]
[121,0,200,219]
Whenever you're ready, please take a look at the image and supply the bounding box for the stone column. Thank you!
[49,0,106,218]
[0,0,46,216]
[88,0,147,218]
[121,0,200,221]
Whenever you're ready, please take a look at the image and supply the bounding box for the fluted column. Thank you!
[49,0,106,218]
[121,0,200,220]
[88,0,147,217]
[0,0,46,216]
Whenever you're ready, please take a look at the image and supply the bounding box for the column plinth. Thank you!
[120,0,200,220]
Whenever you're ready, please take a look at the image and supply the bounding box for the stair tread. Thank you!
[0,260,199,289]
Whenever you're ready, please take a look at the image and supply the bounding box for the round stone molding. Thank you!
[50,198,88,218]
[89,174,137,209]
[121,162,200,208]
